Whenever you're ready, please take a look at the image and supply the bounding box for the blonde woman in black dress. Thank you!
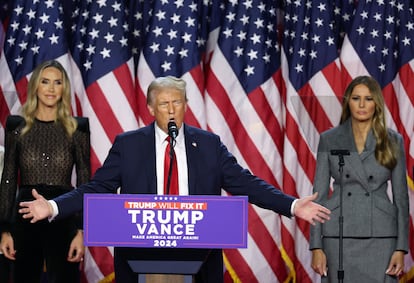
[0,60,90,283]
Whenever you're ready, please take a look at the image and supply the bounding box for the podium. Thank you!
[83,194,248,282]
[128,248,211,283]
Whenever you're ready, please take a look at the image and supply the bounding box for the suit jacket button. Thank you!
[346,174,350,178]
[347,192,352,196]
[365,192,370,196]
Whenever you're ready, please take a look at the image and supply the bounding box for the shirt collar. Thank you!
[155,122,184,144]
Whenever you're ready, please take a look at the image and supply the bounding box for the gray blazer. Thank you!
[309,119,409,252]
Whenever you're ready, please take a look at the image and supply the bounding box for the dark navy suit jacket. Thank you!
[54,122,295,282]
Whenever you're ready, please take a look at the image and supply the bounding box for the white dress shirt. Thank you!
[155,123,189,195]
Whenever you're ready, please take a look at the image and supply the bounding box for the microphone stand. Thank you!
[337,153,345,283]
[165,137,175,195]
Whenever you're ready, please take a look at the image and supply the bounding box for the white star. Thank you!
[84,60,92,71]
[14,5,23,16]
[31,45,40,54]
[10,21,19,31]
[178,48,188,58]
[26,9,36,20]
[402,37,411,46]
[250,33,261,44]
[182,32,192,43]
[45,0,54,8]
[370,29,379,38]
[226,12,236,22]
[164,45,174,56]
[223,28,233,38]
[244,65,254,76]
[55,20,63,30]
[119,36,128,47]
[86,44,96,55]
[97,0,107,8]
[171,14,180,24]
[35,29,45,39]
[237,31,247,41]
[295,63,303,73]
[93,13,103,24]
[185,17,195,27]
[104,32,114,43]
[49,33,60,45]
[239,14,249,25]
[100,48,111,58]
[19,41,28,50]
[150,42,160,53]
[112,2,121,11]
[108,17,118,27]
[247,49,258,60]
[22,25,32,35]
[7,37,15,46]
[161,61,171,71]
[234,46,243,57]
[155,10,166,21]
[174,0,184,9]
[367,44,376,53]
[153,26,163,37]
[39,13,49,24]
[167,29,177,40]
[15,56,23,65]
[89,28,100,39]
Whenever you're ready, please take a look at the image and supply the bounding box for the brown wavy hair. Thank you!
[340,76,397,169]
[21,60,77,137]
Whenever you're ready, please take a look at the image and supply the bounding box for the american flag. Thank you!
[68,0,137,282]
[204,0,289,281]
[281,1,343,282]
[1,1,414,283]
[340,0,414,281]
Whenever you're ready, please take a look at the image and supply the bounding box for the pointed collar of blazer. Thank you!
[323,118,376,190]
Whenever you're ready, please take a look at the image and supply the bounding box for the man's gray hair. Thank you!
[146,76,187,105]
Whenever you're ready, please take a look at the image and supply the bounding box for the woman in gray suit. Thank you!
[309,76,409,282]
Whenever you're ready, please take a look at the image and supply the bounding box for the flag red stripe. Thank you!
[248,86,283,154]
[113,63,139,121]
[398,64,414,106]
[206,71,279,186]
[281,224,313,283]
[86,82,123,142]
[223,249,258,282]
[282,165,309,236]
[87,247,114,277]
[322,61,344,102]
[284,111,316,182]
[298,84,333,133]
[0,88,10,125]
[135,79,153,125]
[15,78,28,105]
[247,205,289,281]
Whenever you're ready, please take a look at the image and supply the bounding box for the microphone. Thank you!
[168,121,179,140]
[330,149,350,156]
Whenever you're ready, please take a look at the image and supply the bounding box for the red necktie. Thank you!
[164,136,179,195]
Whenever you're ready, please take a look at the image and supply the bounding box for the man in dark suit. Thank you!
[19,76,330,283]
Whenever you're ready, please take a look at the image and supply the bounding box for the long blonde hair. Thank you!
[21,60,77,137]
[340,75,397,169]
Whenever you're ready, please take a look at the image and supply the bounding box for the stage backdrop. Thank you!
[0,0,413,282]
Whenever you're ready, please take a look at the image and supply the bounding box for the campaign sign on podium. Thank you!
[83,194,248,249]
